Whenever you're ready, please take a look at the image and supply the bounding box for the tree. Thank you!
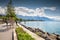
[6,0,17,26]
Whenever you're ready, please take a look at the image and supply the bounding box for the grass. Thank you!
[15,27,35,40]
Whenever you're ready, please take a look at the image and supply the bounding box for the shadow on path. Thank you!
[0,25,13,32]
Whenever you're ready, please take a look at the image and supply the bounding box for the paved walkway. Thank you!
[18,24,45,40]
[0,23,45,40]
[0,24,12,40]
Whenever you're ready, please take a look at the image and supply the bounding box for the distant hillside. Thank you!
[17,15,54,21]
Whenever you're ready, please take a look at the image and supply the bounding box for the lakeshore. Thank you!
[0,22,60,40]
[21,21,60,34]
[20,23,60,40]
[18,23,44,40]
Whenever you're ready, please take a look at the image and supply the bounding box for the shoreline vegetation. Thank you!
[20,24,60,40]
[15,26,35,40]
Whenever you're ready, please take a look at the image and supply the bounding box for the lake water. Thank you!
[21,21,60,34]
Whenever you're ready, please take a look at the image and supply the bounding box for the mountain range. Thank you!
[17,15,54,21]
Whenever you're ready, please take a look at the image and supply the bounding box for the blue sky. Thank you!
[0,0,60,20]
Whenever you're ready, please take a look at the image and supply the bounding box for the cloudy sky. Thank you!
[0,0,60,20]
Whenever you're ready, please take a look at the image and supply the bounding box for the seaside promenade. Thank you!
[0,23,45,40]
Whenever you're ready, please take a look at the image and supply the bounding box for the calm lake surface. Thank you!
[21,21,60,34]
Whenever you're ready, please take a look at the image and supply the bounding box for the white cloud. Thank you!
[15,7,46,16]
[43,7,56,11]
[0,6,60,21]
[15,7,35,16]
[15,7,60,21]
[15,7,56,17]
[0,7,6,14]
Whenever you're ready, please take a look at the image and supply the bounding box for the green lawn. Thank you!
[15,27,35,40]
